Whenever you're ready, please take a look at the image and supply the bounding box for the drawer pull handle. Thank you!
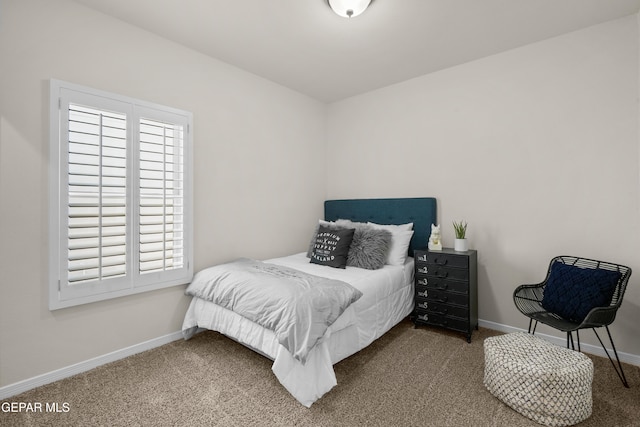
[436,270,448,278]
[434,258,448,266]
[417,291,448,304]
[434,284,448,291]
[419,302,447,316]
[418,315,448,327]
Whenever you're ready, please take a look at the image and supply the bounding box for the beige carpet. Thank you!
[2,320,640,426]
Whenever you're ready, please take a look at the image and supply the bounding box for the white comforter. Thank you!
[184,258,362,363]
[182,252,414,407]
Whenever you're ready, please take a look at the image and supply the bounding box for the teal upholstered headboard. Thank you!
[324,197,437,256]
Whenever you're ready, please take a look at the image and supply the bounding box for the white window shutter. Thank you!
[67,104,128,284]
[56,90,133,302]
[50,80,193,309]
[134,107,191,288]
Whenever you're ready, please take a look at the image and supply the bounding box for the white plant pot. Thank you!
[454,238,468,252]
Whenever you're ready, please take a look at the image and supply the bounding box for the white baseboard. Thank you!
[0,331,183,400]
[479,319,640,367]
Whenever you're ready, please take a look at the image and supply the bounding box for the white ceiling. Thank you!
[73,0,640,103]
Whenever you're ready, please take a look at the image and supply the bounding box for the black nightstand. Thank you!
[412,248,478,343]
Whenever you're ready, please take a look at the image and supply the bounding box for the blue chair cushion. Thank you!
[541,261,621,323]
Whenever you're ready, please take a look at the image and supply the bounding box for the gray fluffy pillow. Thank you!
[347,226,392,270]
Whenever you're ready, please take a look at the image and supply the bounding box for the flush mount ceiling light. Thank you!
[327,0,373,18]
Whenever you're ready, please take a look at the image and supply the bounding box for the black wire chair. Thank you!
[513,255,632,388]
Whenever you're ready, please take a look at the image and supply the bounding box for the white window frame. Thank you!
[49,79,193,310]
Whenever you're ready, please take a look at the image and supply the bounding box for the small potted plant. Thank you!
[453,220,468,252]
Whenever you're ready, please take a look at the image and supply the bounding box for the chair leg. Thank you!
[593,326,629,388]
[567,332,575,350]
[529,319,538,334]
[576,330,581,352]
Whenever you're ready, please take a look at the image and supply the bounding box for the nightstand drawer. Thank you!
[415,276,468,294]
[414,299,468,319]
[415,286,469,307]
[413,311,469,333]
[416,265,469,281]
[419,252,468,269]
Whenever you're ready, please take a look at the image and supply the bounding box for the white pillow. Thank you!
[335,218,367,228]
[367,221,414,231]
[367,222,414,266]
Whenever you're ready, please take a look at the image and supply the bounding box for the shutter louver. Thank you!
[67,104,127,284]
[138,118,184,274]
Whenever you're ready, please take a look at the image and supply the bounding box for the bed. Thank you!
[182,197,437,407]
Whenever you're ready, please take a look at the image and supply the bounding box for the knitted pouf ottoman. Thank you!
[483,332,594,427]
